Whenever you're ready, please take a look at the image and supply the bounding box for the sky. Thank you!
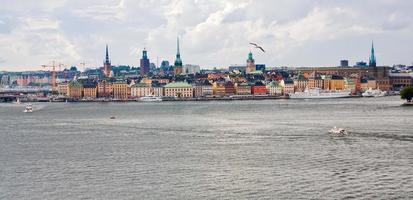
[0,0,412,71]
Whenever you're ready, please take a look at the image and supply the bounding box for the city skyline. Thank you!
[1,0,413,71]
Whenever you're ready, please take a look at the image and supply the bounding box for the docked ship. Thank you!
[138,95,162,102]
[289,88,351,99]
[362,88,387,97]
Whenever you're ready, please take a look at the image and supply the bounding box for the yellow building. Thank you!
[82,81,97,99]
[329,75,345,90]
[212,82,226,96]
[68,80,82,99]
[113,81,129,99]
[164,82,193,98]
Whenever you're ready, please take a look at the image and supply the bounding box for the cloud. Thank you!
[0,0,413,70]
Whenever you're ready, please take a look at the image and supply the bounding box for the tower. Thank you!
[246,51,255,73]
[140,48,150,76]
[103,44,112,77]
[174,37,183,75]
[369,42,376,67]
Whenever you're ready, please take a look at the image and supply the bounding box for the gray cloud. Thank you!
[0,0,412,70]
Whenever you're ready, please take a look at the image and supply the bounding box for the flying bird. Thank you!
[249,42,265,53]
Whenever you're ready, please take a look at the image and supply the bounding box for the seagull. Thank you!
[249,42,265,53]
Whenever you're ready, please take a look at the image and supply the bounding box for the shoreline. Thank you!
[1,95,376,103]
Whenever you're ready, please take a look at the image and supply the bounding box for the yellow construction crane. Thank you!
[42,61,61,91]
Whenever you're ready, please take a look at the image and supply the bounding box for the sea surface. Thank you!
[0,96,412,199]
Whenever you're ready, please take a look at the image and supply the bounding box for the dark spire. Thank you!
[174,37,182,66]
[105,44,110,64]
[369,41,376,67]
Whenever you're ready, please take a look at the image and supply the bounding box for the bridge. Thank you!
[0,87,52,102]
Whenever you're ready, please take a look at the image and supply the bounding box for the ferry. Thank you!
[23,104,33,113]
[289,88,351,99]
[362,88,387,97]
[138,95,162,102]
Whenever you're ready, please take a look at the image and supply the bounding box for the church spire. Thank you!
[177,37,180,57]
[369,41,376,67]
[105,44,110,64]
[174,37,182,67]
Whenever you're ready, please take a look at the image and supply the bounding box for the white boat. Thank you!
[362,88,387,97]
[328,127,348,136]
[289,88,351,99]
[23,104,33,113]
[138,95,162,102]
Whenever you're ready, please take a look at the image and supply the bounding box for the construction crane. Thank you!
[42,61,59,91]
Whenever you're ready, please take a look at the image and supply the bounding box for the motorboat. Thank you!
[289,88,351,99]
[138,95,162,102]
[362,88,387,97]
[23,104,33,113]
[328,127,348,136]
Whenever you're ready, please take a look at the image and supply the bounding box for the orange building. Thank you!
[97,80,113,98]
[329,75,345,90]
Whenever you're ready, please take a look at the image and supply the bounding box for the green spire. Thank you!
[369,42,376,67]
[247,51,254,62]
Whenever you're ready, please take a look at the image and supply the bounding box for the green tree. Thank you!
[400,87,413,102]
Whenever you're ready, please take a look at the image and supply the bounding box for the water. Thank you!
[0,97,412,199]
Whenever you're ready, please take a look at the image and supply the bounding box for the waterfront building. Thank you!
[224,81,236,95]
[308,75,324,89]
[267,81,282,96]
[376,78,391,91]
[174,37,183,75]
[131,83,151,97]
[251,81,267,95]
[235,82,251,95]
[68,80,82,99]
[329,75,345,90]
[103,45,112,77]
[294,74,308,92]
[140,48,150,76]
[389,73,412,90]
[212,81,226,96]
[113,80,129,99]
[151,82,164,97]
[282,79,295,94]
[83,81,97,99]
[246,52,255,74]
[57,82,69,96]
[194,80,213,97]
[164,82,193,98]
[369,42,377,67]
[97,80,113,98]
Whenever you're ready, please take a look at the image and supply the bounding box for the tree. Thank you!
[400,87,413,102]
